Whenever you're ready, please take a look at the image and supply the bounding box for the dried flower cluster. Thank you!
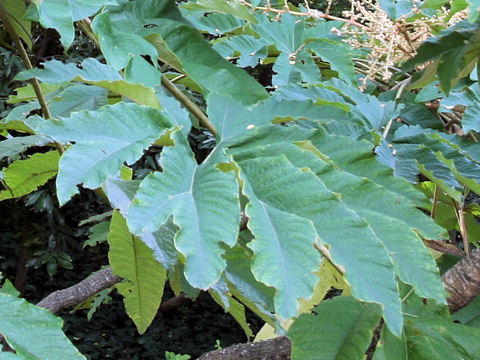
[335,0,468,83]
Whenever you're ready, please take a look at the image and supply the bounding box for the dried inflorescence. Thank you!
[335,0,468,83]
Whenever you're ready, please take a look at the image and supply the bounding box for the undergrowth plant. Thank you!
[1,0,480,359]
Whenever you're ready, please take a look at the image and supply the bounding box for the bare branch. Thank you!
[37,267,121,313]
[442,247,480,313]
[196,336,291,360]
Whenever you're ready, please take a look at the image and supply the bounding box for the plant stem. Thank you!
[78,19,100,49]
[0,5,51,120]
[314,243,345,275]
[452,199,470,256]
[431,185,439,219]
[0,5,64,155]
[240,0,368,29]
[77,18,217,136]
[160,75,217,136]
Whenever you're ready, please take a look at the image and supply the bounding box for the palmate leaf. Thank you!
[127,131,240,289]
[288,296,382,360]
[232,146,401,333]
[30,103,173,205]
[0,150,60,200]
[306,134,446,302]
[226,125,447,335]
[239,158,321,319]
[246,13,356,84]
[253,13,305,53]
[0,281,85,360]
[308,132,429,207]
[307,40,356,83]
[108,211,166,334]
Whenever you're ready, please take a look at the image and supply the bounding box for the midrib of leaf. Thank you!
[9,169,57,189]
[131,237,145,321]
[334,313,367,359]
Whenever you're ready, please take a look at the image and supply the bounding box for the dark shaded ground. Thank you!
[62,289,263,359]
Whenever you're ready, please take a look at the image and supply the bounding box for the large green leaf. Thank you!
[249,14,355,84]
[8,83,61,104]
[253,13,305,53]
[206,92,343,143]
[212,34,268,68]
[234,146,401,331]
[16,59,161,108]
[0,150,59,200]
[127,132,240,289]
[452,294,480,327]
[288,296,382,360]
[34,0,74,49]
[307,40,356,83]
[272,51,322,86]
[375,283,480,359]
[324,78,401,131]
[372,325,407,360]
[92,12,158,70]
[108,211,166,334]
[140,218,180,272]
[227,125,447,334]
[30,103,173,205]
[306,140,446,296]
[0,280,85,359]
[239,156,321,319]
[308,132,429,207]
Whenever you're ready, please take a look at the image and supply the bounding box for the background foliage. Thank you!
[1,0,480,359]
